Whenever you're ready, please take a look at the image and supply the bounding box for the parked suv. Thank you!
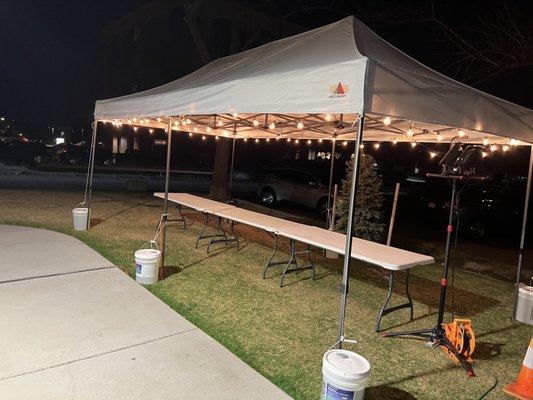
[258,168,331,216]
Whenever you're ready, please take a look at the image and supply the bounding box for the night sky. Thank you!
[1,0,532,137]
[0,1,147,134]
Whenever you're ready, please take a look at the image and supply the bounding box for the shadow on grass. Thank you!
[474,341,504,360]
[366,386,417,400]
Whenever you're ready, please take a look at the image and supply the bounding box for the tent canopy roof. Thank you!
[95,16,533,145]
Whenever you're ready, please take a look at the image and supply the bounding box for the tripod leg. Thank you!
[405,270,413,321]
[382,327,433,339]
[441,336,476,377]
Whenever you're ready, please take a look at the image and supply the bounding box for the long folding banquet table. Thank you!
[155,192,434,331]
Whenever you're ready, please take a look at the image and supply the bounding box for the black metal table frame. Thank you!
[375,270,413,332]
[262,233,316,287]
[195,213,239,253]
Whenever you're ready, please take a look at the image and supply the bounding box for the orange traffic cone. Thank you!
[504,337,533,400]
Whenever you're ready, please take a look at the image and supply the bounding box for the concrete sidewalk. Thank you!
[0,225,291,399]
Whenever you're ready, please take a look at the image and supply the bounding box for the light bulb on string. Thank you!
[297,121,304,130]
[186,118,191,125]
[244,137,248,142]
[295,139,299,144]
[374,143,381,150]
[325,113,332,121]
[255,138,259,143]
[149,128,154,134]
[307,139,311,145]
[133,127,138,132]
[253,119,259,127]
[173,120,179,126]
[266,138,270,142]
[268,122,276,130]
[319,138,323,143]
[406,127,414,137]
[206,126,212,133]
[157,117,161,122]
[342,141,348,147]
[429,151,437,159]
[215,135,219,141]
[383,117,392,125]
[483,137,489,146]
[411,142,417,148]
[436,133,443,141]
[502,144,509,152]
[276,136,280,141]
[392,138,398,145]
[510,139,518,146]
[481,151,488,158]
[232,113,238,118]
[201,135,206,141]
[189,132,193,137]
[458,130,465,138]
[193,125,198,132]
[133,118,137,123]
[127,119,132,124]
[287,137,291,142]
[223,130,230,137]
[490,144,497,152]
[359,144,364,150]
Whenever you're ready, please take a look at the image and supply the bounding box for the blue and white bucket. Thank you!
[135,241,161,285]
[321,349,371,400]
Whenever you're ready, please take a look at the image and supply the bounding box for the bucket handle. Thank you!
[327,337,358,352]
[140,240,160,251]
[74,201,86,209]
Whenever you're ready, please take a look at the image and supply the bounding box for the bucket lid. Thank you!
[135,249,161,259]
[518,283,533,295]
[72,207,88,213]
[323,349,371,380]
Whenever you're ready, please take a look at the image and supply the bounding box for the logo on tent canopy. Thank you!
[329,82,348,98]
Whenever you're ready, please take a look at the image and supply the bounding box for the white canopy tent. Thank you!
[88,16,533,345]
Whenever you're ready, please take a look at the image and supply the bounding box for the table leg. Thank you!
[280,240,315,287]
[375,270,415,332]
[195,213,210,249]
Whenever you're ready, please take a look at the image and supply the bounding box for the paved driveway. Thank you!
[0,225,291,399]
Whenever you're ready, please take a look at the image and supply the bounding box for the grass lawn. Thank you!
[1,188,530,400]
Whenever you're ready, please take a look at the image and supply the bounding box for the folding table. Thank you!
[276,225,434,330]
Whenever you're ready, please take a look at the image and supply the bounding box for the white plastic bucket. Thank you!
[321,349,371,400]
[516,283,533,325]
[135,248,161,285]
[72,207,88,231]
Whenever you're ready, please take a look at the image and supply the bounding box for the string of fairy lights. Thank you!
[103,114,523,160]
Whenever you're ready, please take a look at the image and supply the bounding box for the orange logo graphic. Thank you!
[329,82,348,98]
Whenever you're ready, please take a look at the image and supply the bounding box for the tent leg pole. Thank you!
[160,117,173,280]
[83,122,96,204]
[85,121,98,230]
[337,114,365,348]
[513,145,533,318]
[228,133,236,203]
[326,138,336,228]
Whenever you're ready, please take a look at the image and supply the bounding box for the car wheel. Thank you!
[466,219,486,240]
[260,187,277,207]
[317,197,330,220]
